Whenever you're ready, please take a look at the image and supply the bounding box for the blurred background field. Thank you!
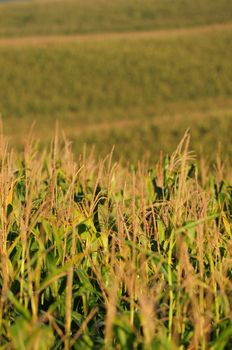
[0,0,231,37]
[0,0,231,36]
[0,0,232,163]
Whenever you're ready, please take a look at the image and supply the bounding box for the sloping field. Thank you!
[0,23,232,47]
[0,0,231,163]
[0,25,232,162]
[4,100,232,164]
[0,0,232,37]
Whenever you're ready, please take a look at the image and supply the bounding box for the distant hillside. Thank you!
[0,0,231,37]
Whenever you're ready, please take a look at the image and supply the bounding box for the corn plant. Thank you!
[0,131,231,349]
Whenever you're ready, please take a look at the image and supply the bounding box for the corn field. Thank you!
[0,130,231,349]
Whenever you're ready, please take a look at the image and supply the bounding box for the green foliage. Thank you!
[0,0,231,37]
[10,318,54,350]
[0,29,232,163]
[0,133,231,349]
[1,31,232,118]
[0,2,231,347]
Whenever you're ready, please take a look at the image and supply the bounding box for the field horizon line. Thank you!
[0,21,231,47]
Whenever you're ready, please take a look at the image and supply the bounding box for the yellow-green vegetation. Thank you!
[1,27,232,162]
[0,131,231,349]
[0,0,232,163]
[1,30,232,118]
[0,0,232,37]
[0,1,232,349]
